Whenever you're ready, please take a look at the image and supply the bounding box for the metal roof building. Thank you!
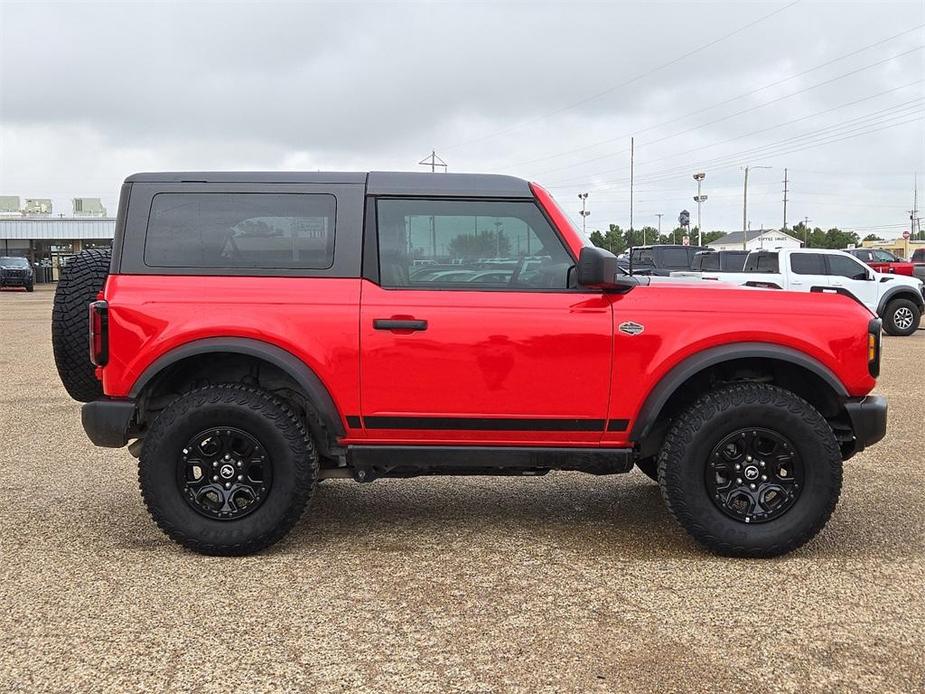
[0,217,116,240]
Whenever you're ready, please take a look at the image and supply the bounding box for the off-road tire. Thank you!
[636,457,658,482]
[658,383,842,558]
[52,248,111,401]
[140,384,318,555]
[882,298,920,336]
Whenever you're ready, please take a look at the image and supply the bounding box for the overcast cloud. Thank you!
[1,0,923,237]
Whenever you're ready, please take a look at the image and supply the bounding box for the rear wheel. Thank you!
[882,298,920,336]
[139,384,318,555]
[658,383,842,557]
[52,248,111,401]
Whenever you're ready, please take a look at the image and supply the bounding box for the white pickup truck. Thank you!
[692,248,924,336]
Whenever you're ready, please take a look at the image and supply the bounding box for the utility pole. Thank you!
[782,168,789,230]
[418,149,447,173]
[655,213,663,242]
[578,193,590,236]
[630,137,636,244]
[693,172,707,247]
[742,165,771,250]
[909,173,920,239]
[803,216,811,247]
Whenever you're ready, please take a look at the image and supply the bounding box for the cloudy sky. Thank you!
[1,0,923,238]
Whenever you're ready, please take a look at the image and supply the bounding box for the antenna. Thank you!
[418,149,447,173]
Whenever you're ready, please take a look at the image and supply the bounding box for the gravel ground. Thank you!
[1,284,923,693]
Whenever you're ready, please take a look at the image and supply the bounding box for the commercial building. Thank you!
[860,237,925,260]
[0,196,114,281]
[708,229,802,252]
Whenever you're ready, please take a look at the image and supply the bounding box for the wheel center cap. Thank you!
[744,465,760,481]
[220,464,236,479]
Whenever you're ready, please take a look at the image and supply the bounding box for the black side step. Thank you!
[344,445,635,482]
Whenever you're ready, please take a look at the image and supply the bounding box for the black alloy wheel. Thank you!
[179,427,273,520]
[705,428,802,524]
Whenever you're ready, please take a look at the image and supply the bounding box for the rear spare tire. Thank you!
[52,248,111,402]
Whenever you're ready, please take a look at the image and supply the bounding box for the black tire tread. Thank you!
[51,248,112,401]
[657,383,842,558]
[139,383,317,555]
[882,297,920,336]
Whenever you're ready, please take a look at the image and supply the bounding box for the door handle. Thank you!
[373,318,428,331]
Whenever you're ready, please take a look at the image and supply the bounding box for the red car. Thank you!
[51,172,886,558]
[846,248,915,276]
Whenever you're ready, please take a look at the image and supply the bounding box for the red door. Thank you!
[357,194,614,446]
[359,282,613,445]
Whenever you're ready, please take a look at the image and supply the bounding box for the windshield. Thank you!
[0,257,29,268]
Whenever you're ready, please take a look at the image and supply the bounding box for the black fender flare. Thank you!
[877,285,924,315]
[130,337,346,448]
[629,342,848,441]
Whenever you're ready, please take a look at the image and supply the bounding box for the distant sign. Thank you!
[903,230,911,240]
[682,235,690,246]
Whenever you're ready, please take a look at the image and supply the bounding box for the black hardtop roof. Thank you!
[124,171,533,198]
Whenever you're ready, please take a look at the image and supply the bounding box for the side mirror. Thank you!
[577,246,639,291]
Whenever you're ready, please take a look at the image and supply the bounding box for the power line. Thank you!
[547,103,924,191]
[535,44,924,180]
[507,22,925,170]
[442,0,802,151]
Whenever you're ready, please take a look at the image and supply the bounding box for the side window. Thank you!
[700,253,720,271]
[661,248,691,268]
[631,248,655,267]
[145,193,335,269]
[790,253,826,275]
[375,199,574,289]
[827,254,870,280]
[744,253,779,273]
[873,250,897,262]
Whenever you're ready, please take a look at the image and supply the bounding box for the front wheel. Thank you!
[658,383,842,557]
[882,298,920,336]
[139,384,318,555]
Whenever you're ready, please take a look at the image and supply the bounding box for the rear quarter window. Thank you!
[744,253,779,273]
[144,193,336,269]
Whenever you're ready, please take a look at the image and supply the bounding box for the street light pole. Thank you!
[742,165,770,250]
[656,213,663,242]
[578,193,590,237]
[693,173,706,246]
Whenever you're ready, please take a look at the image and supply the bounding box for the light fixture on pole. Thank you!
[692,173,706,247]
[578,193,590,237]
[741,166,771,250]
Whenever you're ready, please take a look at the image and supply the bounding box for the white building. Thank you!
[708,229,803,252]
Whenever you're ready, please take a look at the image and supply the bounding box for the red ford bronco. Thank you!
[53,172,887,557]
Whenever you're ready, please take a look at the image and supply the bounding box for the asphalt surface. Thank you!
[1,284,923,693]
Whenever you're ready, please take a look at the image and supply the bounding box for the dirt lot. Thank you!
[1,284,923,692]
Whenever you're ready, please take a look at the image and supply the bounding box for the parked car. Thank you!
[714,248,924,336]
[52,171,886,558]
[0,256,35,292]
[845,248,914,276]
[628,244,709,276]
[911,248,925,282]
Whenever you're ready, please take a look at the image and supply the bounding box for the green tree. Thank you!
[448,230,510,258]
[863,234,883,242]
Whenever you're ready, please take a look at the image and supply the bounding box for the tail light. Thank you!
[88,300,109,366]
[867,318,881,378]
